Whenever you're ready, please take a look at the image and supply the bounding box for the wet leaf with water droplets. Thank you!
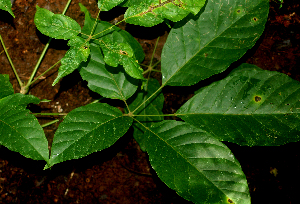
[53,36,90,85]
[0,93,49,162]
[34,5,81,40]
[161,0,269,86]
[178,64,300,146]
[124,0,206,27]
[49,103,132,167]
[145,121,250,203]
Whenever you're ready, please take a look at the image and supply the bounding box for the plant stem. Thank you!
[143,68,161,75]
[132,37,164,114]
[132,113,176,117]
[0,34,23,88]
[26,60,61,87]
[41,119,60,128]
[23,0,73,94]
[90,7,101,36]
[33,112,67,116]
[150,36,160,68]
[61,0,72,15]
[132,81,166,114]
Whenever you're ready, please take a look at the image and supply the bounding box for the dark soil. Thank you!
[0,0,299,203]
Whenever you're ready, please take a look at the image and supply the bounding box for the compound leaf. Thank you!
[161,0,269,86]
[98,0,125,11]
[80,43,139,100]
[178,64,300,146]
[34,5,81,40]
[127,78,164,151]
[0,74,14,100]
[0,0,14,17]
[100,38,144,80]
[48,103,132,167]
[124,0,206,27]
[145,121,250,204]
[53,36,90,85]
[0,94,49,162]
[80,3,145,63]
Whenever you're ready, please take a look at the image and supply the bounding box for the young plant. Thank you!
[1,0,300,203]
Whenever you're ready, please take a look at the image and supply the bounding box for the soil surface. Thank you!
[0,0,300,203]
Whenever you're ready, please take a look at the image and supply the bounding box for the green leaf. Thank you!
[79,3,94,35]
[79,43,139,100]
[127,78,164,151]
[145,121,250,204]
[178,64,300,146]
[79,3,145,62]
[0,0,14,17]
[120,0,143,7]
[0,94,49,162]
[49,103,132,167]
[98,0,125,11]
[116,29,145,63]
[161,0,269,86]
[100,38,144,80]
[34,5,81,40]
[52,36,90,85]
[124,0,206,27]
[0,74,14,99]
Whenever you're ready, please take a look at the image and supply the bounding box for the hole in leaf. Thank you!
[253,17,258,22]
[227,198,234,203]
[120,50,128,55]
[254,96,261,102]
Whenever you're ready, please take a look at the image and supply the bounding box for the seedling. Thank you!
[1,0,300,203]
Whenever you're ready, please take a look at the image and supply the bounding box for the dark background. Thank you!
[0,0,299,203]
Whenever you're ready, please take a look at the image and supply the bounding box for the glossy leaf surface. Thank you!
[120,0,143,7]
[80,43,139,100]
[124,0,206,27]
[98,0,125,11]
[178,64,300,146]
[127,78,164,151]
[34,6,81,40]
[79,3,144,62]
[79,3,145,80]
[0,94,49,162]
[100,38,144,80]
[49,103,132,167]
[145,121,250,204]
[53,36,90,85]
[0,74,14,99]
[0,0,14,17]
[161,0,269,86]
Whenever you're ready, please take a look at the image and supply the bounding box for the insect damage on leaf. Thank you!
[119,50,128,55]
[227,198,234,203]
[124,0,206,27]
[254,95,262,102]
[139,0,185,16]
